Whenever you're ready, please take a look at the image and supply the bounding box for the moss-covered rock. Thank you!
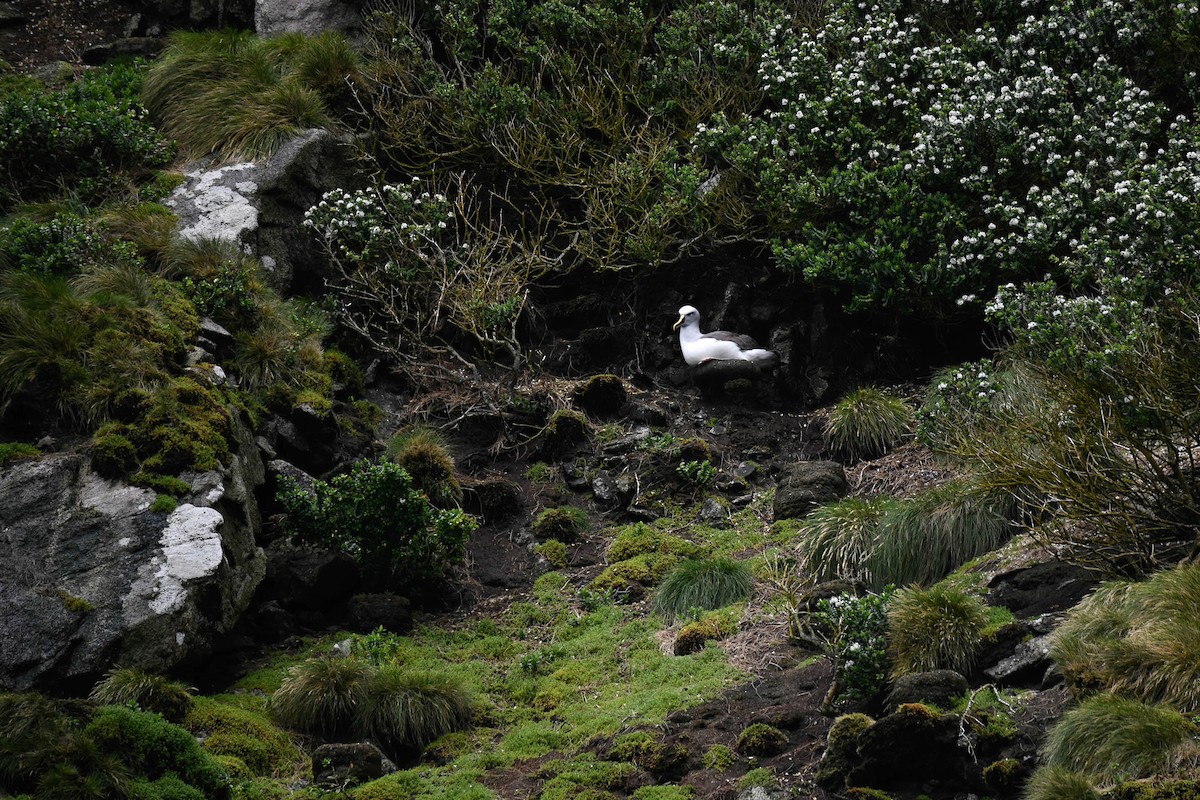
[735,722,789,756]
[815,713,875,789]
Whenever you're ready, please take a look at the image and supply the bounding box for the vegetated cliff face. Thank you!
[0,415,266,693]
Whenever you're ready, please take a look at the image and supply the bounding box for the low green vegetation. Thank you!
[276,460,476,594]
[89,667,194,722]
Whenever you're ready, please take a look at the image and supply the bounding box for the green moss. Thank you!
[590,553,679,594]
[0,441,39,467]
[674,621,717,655]
[607,523,702,562]
[150,494,177,514]
[737,767,779,791]
[983,758,1024,794]
[91,424,138,477]
[58,590,94,614]
[185,697,301,779]
[816,713,875,789]
[845,788,894,800]
[1109,780,1200,800]
[735,722,789,756]
[535,539,569,568]
[702,743,737,771]
[632,787,695,800]
[133,472,192,496]
[533,505,589,542]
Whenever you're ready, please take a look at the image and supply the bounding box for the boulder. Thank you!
[772,461,850,520]
[0,422,265,692]
[256,0,362,38]
[884,670,970,712]
[311,742,386,788]
[165,128,365,294]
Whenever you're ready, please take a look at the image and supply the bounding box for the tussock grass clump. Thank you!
[356,668,473,754]
[386,426,463,507]
[654,557,752,620]
[1023,765,1101,800]
[1050,562,1200,711]
[888,584,988,677]
[268,656,372,739]
[874,481,1014,588]
[143,30,359,161]
[794,496,891,585]
[826,387,915,462]
[796,482,1014,590]
[1041,694,1200,786]
[90,668,194,722]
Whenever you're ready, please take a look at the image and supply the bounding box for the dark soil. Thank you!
[0,0,135,72]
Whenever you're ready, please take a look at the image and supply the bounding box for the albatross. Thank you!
[673,305,779,367]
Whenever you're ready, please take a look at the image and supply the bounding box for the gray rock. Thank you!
[772,461,850,520]
[984,634,1054,686]
[256,0,362,38]
[0,431,265,690]
[312,742,386,788]
[165,128,365,294]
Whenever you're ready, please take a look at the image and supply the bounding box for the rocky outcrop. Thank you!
[255,0,362,38]
[772,461,850,520]
[165,128,365,294]
[0,418,266,692]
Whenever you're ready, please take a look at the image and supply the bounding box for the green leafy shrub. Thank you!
[385,427,463,507]
[0,60,174,209]
[277,460,476,591]
[812,589,893,710]
[826,387,914,462]
[1050,562,1200,711]
[937,291,1200,576]
[0,213,141,276]
[653,557,751,620]
[89,668,194,723]
[532,506,590,542]
[675,459,716,487]
[888,584,988,677]
[1041,694,1200,786]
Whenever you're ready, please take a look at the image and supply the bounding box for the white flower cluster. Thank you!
[688,0,1200,310]
[303,179,455,266]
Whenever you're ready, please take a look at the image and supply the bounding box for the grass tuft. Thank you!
[268,656,372,739]
[888,583,988,677]
[1041,693,1200,785]
[653,557,752,620]
[90,668,195,723]
[826,387,914,462]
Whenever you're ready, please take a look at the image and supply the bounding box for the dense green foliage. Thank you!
[887,584,987,677]
[0,61,174,210]
[277,460,476,591]
[0,694,230,800]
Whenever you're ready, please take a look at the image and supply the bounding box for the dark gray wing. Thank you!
[701,330,762,350]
